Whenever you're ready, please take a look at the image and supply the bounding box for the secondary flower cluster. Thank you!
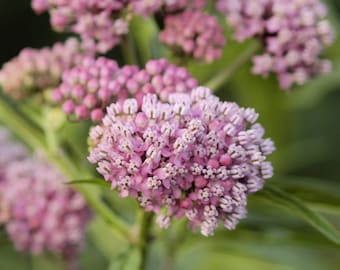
[0,38,85,100]
[31,0,223,62]
[32,0,204,53]
[53,58,197,122]
[160,10,226,62]
[148,0,225,62]
[0,128,90,267]
[216,0,335,89]
[88,87,275,236]
[32,0,132,53]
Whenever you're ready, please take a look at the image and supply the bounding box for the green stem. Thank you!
[160,219,187,270]
[205,42,260,92]
[39,134,132,241]
[45,126,59,153]
[137,211,153,270]
[0,95,131,241]
[20,102,43,128]
[122,34,139,66]
[0,96,45,150]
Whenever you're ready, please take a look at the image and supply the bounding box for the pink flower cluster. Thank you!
[53,58,197,122]
[160,10,226,62]
[216,0,335,89]
[0,128,90,266]
[88,87,275,236]
[0,38,85,100]
[31,0,221,62]
[31,0,131,53]
[31,0,209,53]
[0,155,90,260]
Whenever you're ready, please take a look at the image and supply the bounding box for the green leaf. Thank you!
[0,88,46,150]
[130,16,164,65]
[271,176,340,208]
[107,248,141,270]
[66,178,111,188]
[258,185,340,245]
[80,234,109,270]
[0,244,30,270]
[177,229,340,270]
[88,217,129,261]
[122,248,141,270]
[31,254,65,270]
[177,243,292,270]
[107,255,125,270]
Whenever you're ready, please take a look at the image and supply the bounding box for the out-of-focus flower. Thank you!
[88,87,275,236]
[0,38,85,100]
[160,10,226,62]
[0,155,90,266]
[53,58,197,122]
[216,0,335,89]
[31,0,132,53]
[0,128,28,223]
[31,1,208,53]
[52,56,123,122]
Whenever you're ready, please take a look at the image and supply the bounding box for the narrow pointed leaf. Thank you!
[66,178,111,188]
[258,185,340,245]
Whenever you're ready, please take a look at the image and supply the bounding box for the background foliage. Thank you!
[0,1,340,269]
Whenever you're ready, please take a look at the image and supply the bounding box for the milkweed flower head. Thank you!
[160,10,226,62]
[0,155,90,265]
[88,87,275,236]
[53,58,197,122]
[216,0,335,89]
[0,38,85,100]
[31,0,132,53]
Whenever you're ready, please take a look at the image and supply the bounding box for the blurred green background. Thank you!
[0,1,340,269]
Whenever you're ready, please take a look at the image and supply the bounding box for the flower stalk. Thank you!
[137,211,153,270]
[205,42,260,91]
